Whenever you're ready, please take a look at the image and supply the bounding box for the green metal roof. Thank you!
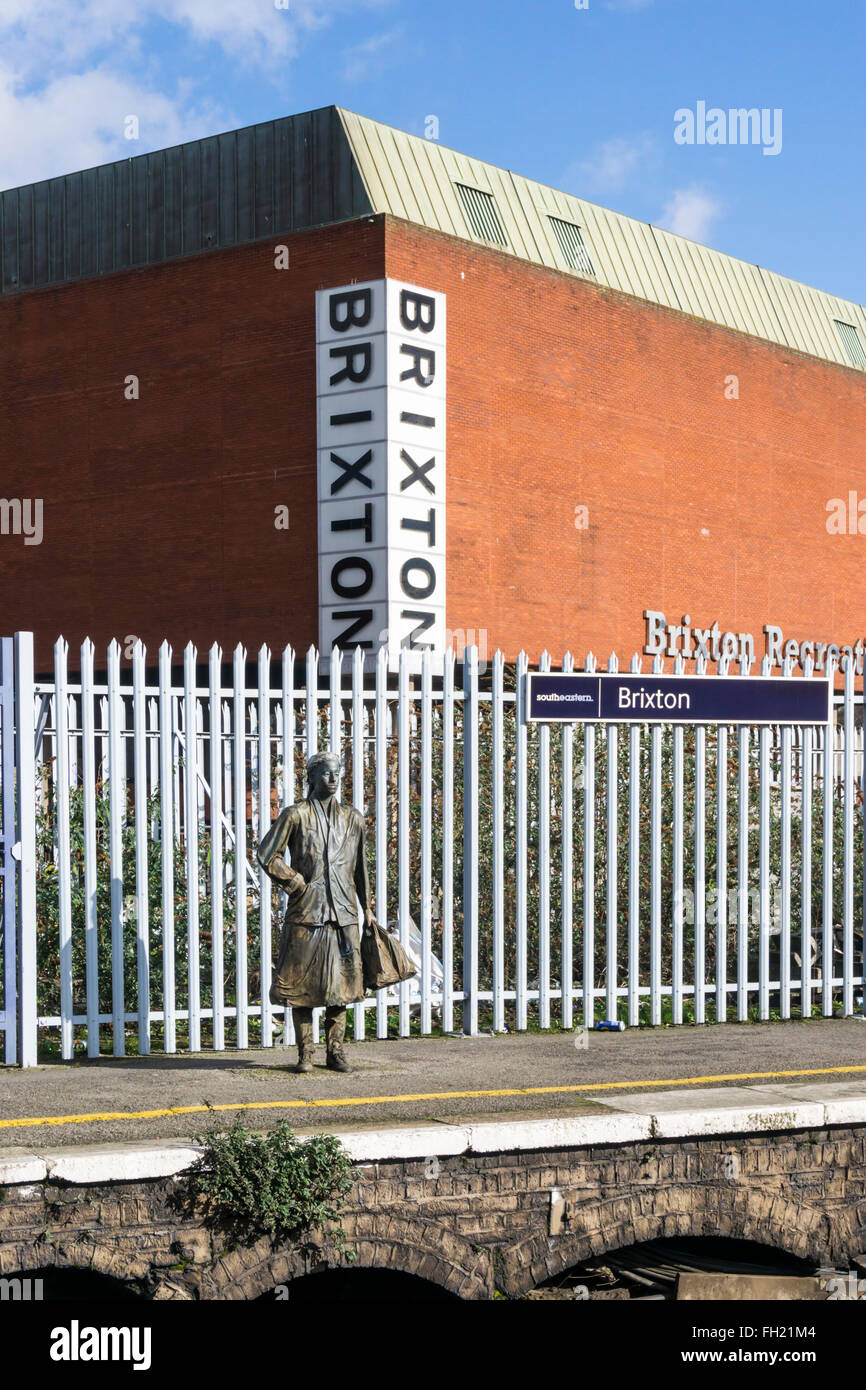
[338,107,866,372]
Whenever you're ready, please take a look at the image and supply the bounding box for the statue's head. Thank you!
[306,751,341,801]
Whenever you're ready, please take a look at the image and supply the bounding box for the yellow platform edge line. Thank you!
[2,1063,866,1131]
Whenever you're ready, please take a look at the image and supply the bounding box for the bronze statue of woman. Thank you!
[256,751,376,1073]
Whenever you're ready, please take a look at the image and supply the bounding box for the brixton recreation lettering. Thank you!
[645,610,865,675]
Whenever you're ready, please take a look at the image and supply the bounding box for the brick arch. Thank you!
[499,1185,835,1299]
[0,1237,152,1288]
[200,1213,493,1301]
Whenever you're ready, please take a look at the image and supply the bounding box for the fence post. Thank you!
[780,656,793,1020]
[515,650,528,1031]
[258,644,273,1048]
[492,649,505,1033]
[584,651,598,1028]
[716,655,729,1024]
[375,645,390,1039]
[843,654,854,1015]
[802,654,814,1020]
[538,650,551,1030]
[822,656,837,1017]
[462,644,479,1035]
[627,652,641,1028]
[420,648,433,1035]
[606,652,619,1024]
[107,640,126,1055]
[158,641,177,1053]
[1,637,18,1064]
[14,632,37,1067]
[183,644,201,1053]
[232,645,249,1050]
[736,649,751,1022]
[398,649,410,1036]
[561,651,575,1031]
[649,653,662,1026]
[133,641,151,1056]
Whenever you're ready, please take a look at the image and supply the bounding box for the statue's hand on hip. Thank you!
[286,869,307,897]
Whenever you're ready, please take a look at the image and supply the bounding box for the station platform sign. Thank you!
[525,672,832,725]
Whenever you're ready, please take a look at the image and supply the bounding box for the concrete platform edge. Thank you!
[3,1081,866,1185]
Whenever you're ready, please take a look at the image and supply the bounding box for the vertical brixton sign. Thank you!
[316,279,446,667]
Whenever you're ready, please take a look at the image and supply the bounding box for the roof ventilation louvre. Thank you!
[833,320,866,369]
[454,183,509,247]
[548,215,596,276]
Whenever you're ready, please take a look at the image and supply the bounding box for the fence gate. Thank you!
[0,634,37,1066]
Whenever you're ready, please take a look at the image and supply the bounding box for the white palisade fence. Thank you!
[1,632,864,1064]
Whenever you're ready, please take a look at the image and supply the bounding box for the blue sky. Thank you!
[1,0,863,304]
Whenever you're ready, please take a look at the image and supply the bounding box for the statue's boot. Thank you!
[325,1007,351,1073]
[292,1008,315,1074]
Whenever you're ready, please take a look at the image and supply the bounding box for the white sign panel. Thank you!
[315,278,446,668]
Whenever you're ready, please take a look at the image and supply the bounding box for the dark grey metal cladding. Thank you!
[0,106,372,296]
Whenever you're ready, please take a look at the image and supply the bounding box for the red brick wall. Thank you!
[2,210,866,673]
[384,217,866,667]
[0,218,385,672]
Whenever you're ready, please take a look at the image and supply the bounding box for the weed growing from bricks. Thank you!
[186,1118,357,1257]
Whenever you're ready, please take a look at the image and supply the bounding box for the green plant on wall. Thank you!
[187,1118,356,1255]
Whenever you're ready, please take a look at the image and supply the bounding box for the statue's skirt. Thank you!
[268,916,365,1009]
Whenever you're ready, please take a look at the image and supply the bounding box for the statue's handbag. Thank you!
[361,920,417,991]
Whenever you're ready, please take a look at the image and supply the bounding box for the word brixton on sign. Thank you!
[316,278,446,669]
[526,673,832,725]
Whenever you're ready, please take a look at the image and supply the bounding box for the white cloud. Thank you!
[341,26,404,82]
[569,133,655,196]
[658,185,724,243]
[0,67,224,188]
[0,0,362,71]
[0,0,393,188]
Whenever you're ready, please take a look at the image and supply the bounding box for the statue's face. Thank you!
[309,759,341,800]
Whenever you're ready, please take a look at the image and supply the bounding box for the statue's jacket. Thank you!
[256,797,369,1007]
